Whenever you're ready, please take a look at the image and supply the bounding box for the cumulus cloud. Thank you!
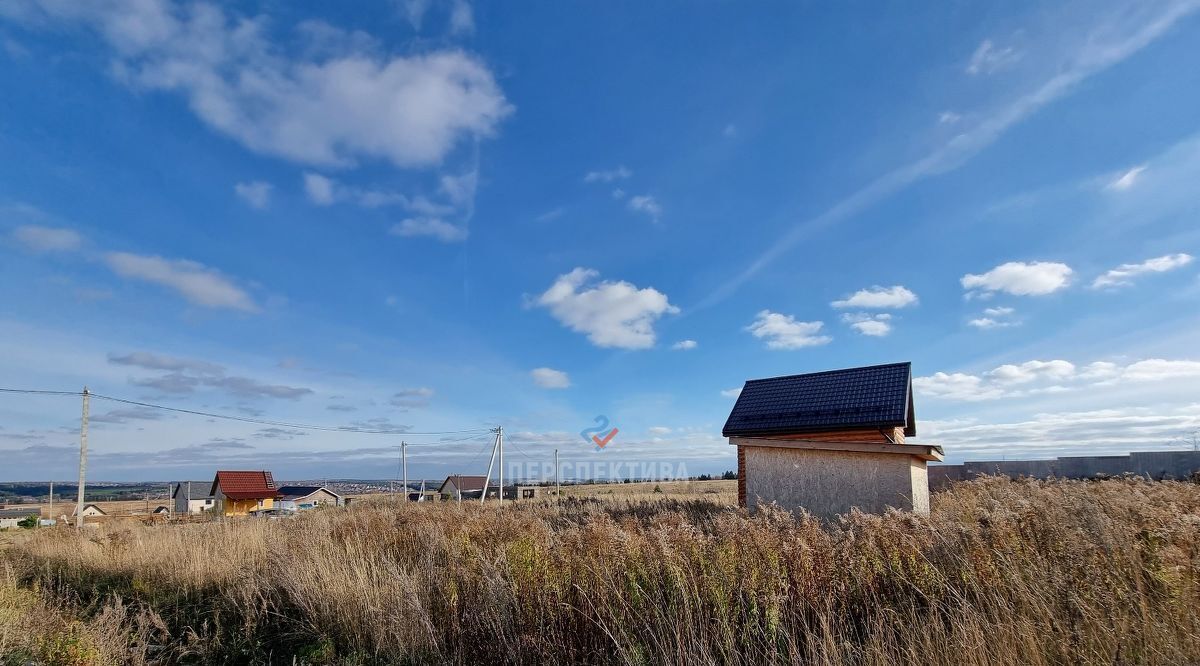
[11,225,82,252]
[923,405,1200,459]
[530,367,570,389]
[648,426,672,436]
[233,181,272,209]
[628,195,662,221]
[745,310,831,349]
[583,166,631,183]
[721,387,743,398]
[303,172,336,205]
[534,268,678,349]
[2,2,511,168]
[831,285,917,309]
[968,306,1019,329]
[916,358,1200,401]
[961,261,1072,297]
[103,251,258,311]
[1091,253,1193,289]
[671,339,698,350]
[841,313,892,337]
[1106,164,1147,191]
[389,217,467,242]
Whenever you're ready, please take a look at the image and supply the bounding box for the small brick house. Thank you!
[723,362,943,519]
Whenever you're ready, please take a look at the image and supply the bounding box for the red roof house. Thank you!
[210,470,280,516]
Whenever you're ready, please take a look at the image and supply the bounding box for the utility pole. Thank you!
[167,483,172,520]
[75,387,89,530]
[48,480,54,524]
[555,448,560,500]
[401,441,408,504]
[498,426,504,507]
[481,428,500,505]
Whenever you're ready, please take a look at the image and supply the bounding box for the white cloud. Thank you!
[233,181,272,209]
[530,367,570,389]
[1106,164,1147,191]
[697,4,1197,311]
[923,405,1200,459]
[648,426,671,435]
[534,268,678,349]
[583,166,631,183]
[3,2,510,168]
[961,261,1073,297]
[391,386,434,408]
[389,217,467,242]
[841,312,892,337]
[671,339,698,350]
[831,285,918,309]
[302,172,453,213]
[448,0,474,34]
[611,188,626,199]
[916,357,1200,402]
[11,225,82,252]
[627,195,662,221]
[938,111,961,124]
[746,310,831,349]
[968,306,1019,329]
[966,39,1021,75]
[1091,253,1193,289]
[721,387,743,398]
[987,360,1076,384]
[103,251,258,312]
[303,173,336,205]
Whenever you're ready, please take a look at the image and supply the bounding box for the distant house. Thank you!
[723,362,943,519]
[438,475,499,500]
[0,508,39,529]
[276,486,343,511]
[172,480,215,514]
[71,503,106,518]
[211,470,280,516]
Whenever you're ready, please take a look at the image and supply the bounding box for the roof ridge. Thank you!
[742,361,911,385]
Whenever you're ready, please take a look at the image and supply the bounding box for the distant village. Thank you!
[0,469,553,529]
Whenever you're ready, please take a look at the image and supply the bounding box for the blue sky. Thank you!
[1,0,1199,482]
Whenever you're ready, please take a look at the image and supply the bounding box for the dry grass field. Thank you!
[2,477,1199,665]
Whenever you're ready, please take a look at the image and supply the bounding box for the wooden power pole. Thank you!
[75,387,89,530]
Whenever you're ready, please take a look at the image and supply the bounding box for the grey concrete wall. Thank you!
[742,445,928,519]
[930,450,1200,490]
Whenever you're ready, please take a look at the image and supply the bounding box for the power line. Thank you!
[0,387,493,436]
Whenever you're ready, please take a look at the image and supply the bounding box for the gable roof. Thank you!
[172,481,213,499]
[0,508,39,519]
[72,503,106,516]
[437,475,492,493]
[722,362,916,438]
[277,486,341,500]
[211,470,279,500]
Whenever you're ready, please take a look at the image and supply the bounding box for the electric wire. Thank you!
[0,387,494,436]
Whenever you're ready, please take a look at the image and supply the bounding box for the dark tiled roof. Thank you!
[722,362,915,438]
[277,486,340,500]
[212,470,279,500]
[0,508,39,519]
[172,481,213,499]
[438,475,492,493]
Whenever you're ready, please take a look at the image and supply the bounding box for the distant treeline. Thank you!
[0,482,167,503]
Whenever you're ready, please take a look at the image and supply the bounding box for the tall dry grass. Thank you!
[3,477,1199,665]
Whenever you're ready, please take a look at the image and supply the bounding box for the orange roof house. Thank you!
[210,470,280,516]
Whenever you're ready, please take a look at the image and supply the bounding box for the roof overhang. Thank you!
[730,436,944,462]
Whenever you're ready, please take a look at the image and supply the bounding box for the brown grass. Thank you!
[2,477,1199,665]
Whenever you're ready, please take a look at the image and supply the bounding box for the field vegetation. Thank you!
[2,477,1199,665]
